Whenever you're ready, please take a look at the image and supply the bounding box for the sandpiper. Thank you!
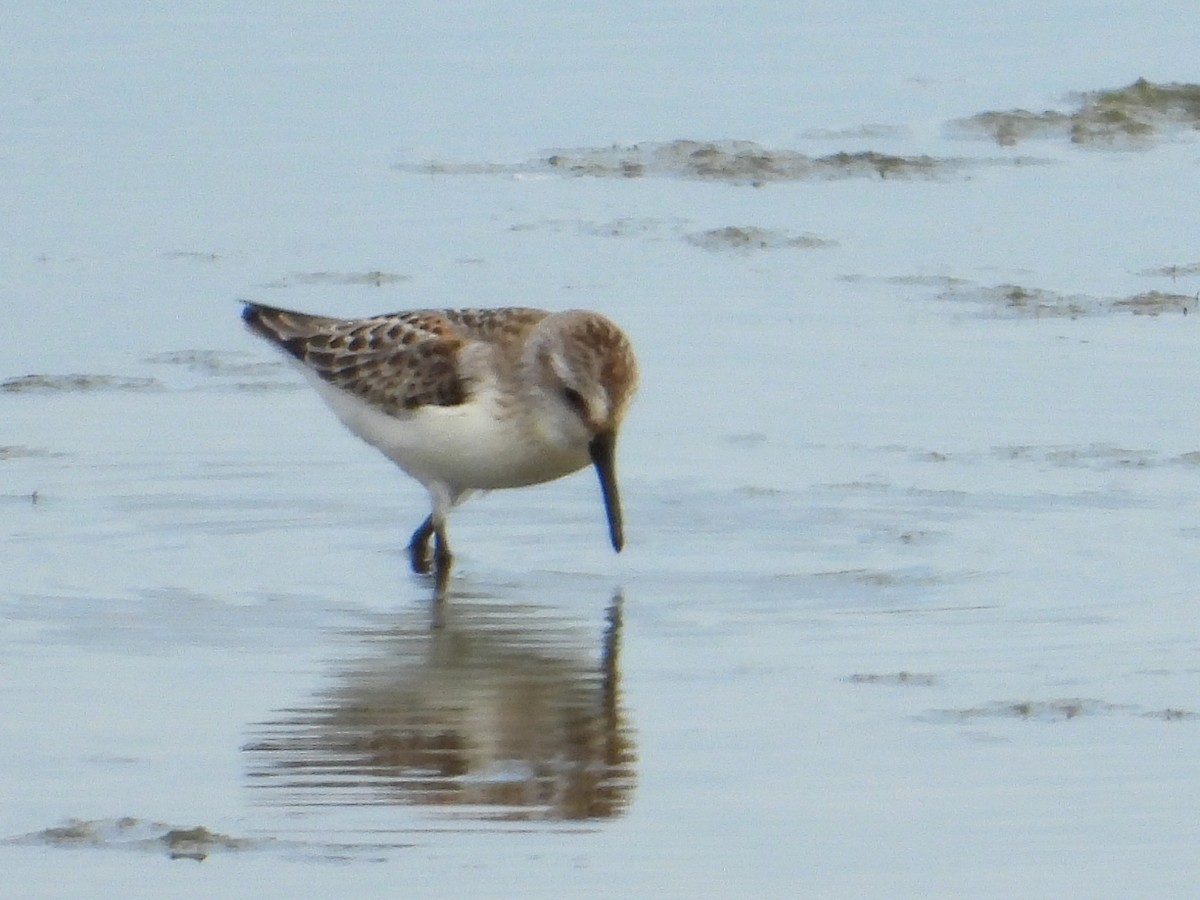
[242,301,638,588]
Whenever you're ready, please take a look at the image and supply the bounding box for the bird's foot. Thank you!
[409,542,432,575]
[408,515,435,575]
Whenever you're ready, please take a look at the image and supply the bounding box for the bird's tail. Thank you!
[241,301,343,344]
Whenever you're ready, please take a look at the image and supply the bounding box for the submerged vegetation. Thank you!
[544,141,954,183]
[935,282,1197,318]
[403,139,977,185]
[952,78,1200,146]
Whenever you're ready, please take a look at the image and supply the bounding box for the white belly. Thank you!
[308,375,589,492]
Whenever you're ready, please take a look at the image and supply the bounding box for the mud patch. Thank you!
[1138,261,1200,279]
[146,349,283,378]
[685,226,834,252]
[256,271,409,289]
[160,826,252,861]
[932,699,1106,722]
[509,216,681,239]
[994,443,1155,469]
[733,484,788,498]
[857,570,939,589]
[7,818,256,860]
[401,139,986,186]
[903,441,1200,472]
[0,374,162,393]
[798,124,908,141]
[1143,708,1200,721]
[814,568,950,589]
[1006,444,1200,470]
[146,349,299,392]
[854,274,973,291]
[1112,291,1198,315]
[577,218,671,238]
[0,354,301,396]
[923,281,1196,318]
[0,356,295,395]
[847,672,938,686]
[163,250,223,262]
[951,78,1200,146]
[950,109,1075,147]
[923,698,1195,723]
[0,445,58,460]
[509,217,833,253]
[943,283,1089,317]
[545,142,957,183]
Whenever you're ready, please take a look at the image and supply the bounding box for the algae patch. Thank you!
[924,699,1197,724]
[547,142,956,183]
[6,817,255,861]
[685,226,834,252]
[256,270,410,288]
[924,281,1196,318]
[401,139,979,185]
[847,672,938,687]
[0,374,162,393]
[951,78,1200,146]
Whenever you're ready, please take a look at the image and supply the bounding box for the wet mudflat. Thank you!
[5,4,1200,898]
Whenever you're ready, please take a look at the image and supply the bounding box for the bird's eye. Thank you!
[562,387,588,416]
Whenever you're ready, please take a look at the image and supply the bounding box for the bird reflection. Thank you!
[244,593,634,822]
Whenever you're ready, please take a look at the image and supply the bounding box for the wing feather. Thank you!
[242,302,477,414]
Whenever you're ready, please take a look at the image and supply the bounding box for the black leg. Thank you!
[432,524,453,596]
[407,514,434,575]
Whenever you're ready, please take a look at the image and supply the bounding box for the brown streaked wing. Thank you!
[246,304,474,414]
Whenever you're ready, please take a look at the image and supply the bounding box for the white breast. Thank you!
[306,373,590,492]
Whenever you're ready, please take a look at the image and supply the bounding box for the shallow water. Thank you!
[6,3,1200,898]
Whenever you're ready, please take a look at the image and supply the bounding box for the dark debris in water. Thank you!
[510,216,831,253]
[685,226,834,252]
[402,139,982,186]
[144,349,299,392]
[926,699,1199,724]
[0,353,299,396]
[858,274,1197,318]
[951,109,1075,146]
[929,282,1196,318]
[1145,708,1200,721]
[0,373,162,393]
[902,441,1200,472]
[1112,291,1198,315]
[146,349,283,377]
[7,817,255,861]
[994,443,1153,469]
[509,215,685,240]
[847,672,938,687]
[160,825,252,861]
[162,250,222,262]
[399,81,1200,190]
[1138,261,1200,279]
[815,567,951,589]
[966,699,1117,721]
[280,270,410,287]
[951,78,1200,146]
[545,143,958,183]
[0,445,59,460]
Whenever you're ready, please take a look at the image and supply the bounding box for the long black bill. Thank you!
[588,431,624,552]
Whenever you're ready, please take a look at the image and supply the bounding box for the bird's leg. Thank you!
[407,514,434,575]
[433,524,453,596]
